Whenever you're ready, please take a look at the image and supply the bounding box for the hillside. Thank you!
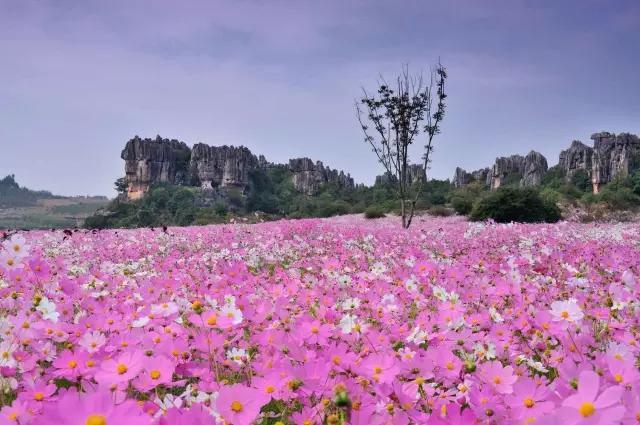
[0,175,108,229]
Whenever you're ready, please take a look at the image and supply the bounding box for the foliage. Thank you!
[0,174,55,208]
[364,206,386,219]
[356,63,447,228]
[470,187,561,223]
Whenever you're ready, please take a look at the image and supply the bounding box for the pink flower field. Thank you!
[0,216,639,424]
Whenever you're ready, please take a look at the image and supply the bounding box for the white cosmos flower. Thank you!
[79,331,106,353]
[2,235,30,259]
[36,297,60,322]
[488,307,504,323]
[226,347,248,365]
[406,326,427,345]
[132,316,150,328]
[340,297,361,311]
[339,314,359,334]
[550,299,583,323]
[151,302,179,317]
[0,341,17,367]
[220,304,243,325]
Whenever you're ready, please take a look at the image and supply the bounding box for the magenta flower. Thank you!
[40,389,151,425]
[478,360,518,394]
[95,350,145,386]
[216,384,268,425]
[559,370,624,424]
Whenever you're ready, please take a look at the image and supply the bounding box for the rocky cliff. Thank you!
[454,131,640,193]
[558,132,640,193]
[121,136,191,200]
[288,158,355,196]
[454,151,547,190]
[190,144,260,191]
[121,136,354,199]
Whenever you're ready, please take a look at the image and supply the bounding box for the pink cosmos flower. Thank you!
[39,388,151,425]
[135,356,176,391]
[559,370,624,424]
[550,299,584,324]
[478,360,518,394]
[95,350,145,386]
[216,384,268,425]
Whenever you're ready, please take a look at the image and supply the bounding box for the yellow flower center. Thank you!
[311,326,319,334]
[230,400,243,412]
[207,315,217,326]
[116,363,128,375]
[523,397,535,408]
[150,370,161,380]
[614,373,623,383]
[331,355,341,365]
[579,402,595,418]
[561,311,569,319]
[265,385,275,394]
[34,392,44,401]
[68,360,78,369]
[493,376,502,384]
[373,366,382,374]
[85,414,107,425]
[445,361,455,370]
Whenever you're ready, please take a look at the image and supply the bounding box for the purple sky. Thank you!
[1,0,639,196]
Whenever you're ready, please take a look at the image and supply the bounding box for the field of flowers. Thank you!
[0,216,639,424]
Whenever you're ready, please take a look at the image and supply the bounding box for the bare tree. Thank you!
[356,63,447,228]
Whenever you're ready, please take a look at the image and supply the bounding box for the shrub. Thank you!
[428,205,454,217]
[364,206,386,219]
[450,195,474,215]
[470,187,561,223]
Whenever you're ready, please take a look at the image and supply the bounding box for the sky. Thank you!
[1,0,639,196]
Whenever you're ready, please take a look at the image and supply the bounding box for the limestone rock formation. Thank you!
[289,158,354,196]
[591,132,640,193]
[490,155,525,189]
[121,136,191,200]
[121,137,354,199]
[558,140,593,180]
[190,144,260,191]
[452,167,490,188]
[454,151,547,190]
[521,151,549,187]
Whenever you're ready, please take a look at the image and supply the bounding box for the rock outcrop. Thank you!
[190,144,260,191]
[121,136,353,199]
[454,151,547,190]
[591,132,640,193]
[558,140,593,180]
[521,151,549,187]
[557,132,640,193]
[289,158,354,196]
[374,164,426,187]
[454,131,640,193]
[452,167,490,188]
[121,136,191,200]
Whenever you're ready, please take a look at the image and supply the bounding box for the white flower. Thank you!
[0,251,22,271]
[340,297,361,311]
[36,297,59,322]
[405,277,418,293]
[2,235,30,259]
[550,299,583,323]
[381,294,398,312]
[220,304,243,325]
[226,347,248,365]
[151,302,179,317]
[78,331,106,353]
[154,394,183,417]
[337,274,352,287]
[432,285,448,301]
[0,341,16,367]
[132,316,150,328]
[406,326,427,345]
[488,307,504,323]
[339,314,359,334]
